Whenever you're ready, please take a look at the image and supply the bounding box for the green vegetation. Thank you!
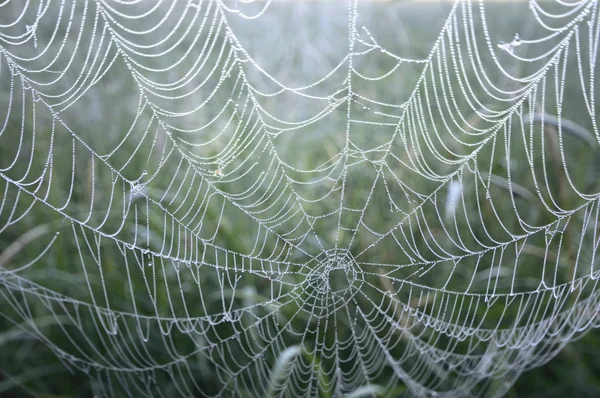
[0,1,599,397]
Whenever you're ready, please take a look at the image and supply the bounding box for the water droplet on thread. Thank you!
[512,33,521,46]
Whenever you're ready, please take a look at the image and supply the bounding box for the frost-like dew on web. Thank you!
[0,0,600,397]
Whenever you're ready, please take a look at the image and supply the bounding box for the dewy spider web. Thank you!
[0,0,599,396]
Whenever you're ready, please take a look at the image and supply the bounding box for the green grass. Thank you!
[1,1,600,397]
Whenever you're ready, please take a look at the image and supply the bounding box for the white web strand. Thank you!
[1,0,600,397]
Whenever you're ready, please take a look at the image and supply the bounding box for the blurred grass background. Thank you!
[1,0,600,397]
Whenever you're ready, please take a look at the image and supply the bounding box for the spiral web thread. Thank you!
[1,0,600,397]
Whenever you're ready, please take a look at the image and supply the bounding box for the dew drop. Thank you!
[512,33,521,46]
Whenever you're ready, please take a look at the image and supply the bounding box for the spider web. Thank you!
[0,0,599,397]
